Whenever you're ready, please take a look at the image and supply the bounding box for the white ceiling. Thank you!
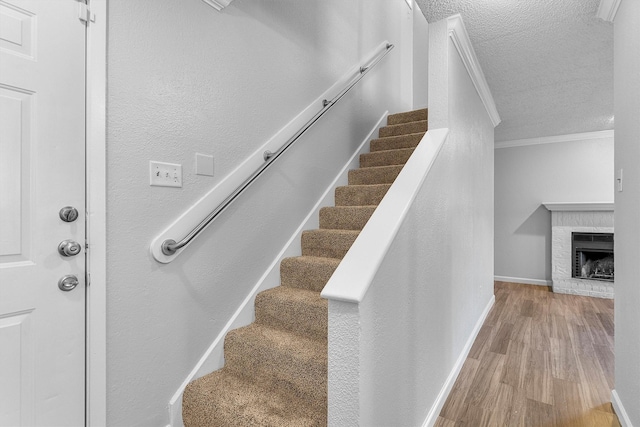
[415,0,614,142]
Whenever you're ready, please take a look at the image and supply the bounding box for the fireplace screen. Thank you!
[572,232,614,282]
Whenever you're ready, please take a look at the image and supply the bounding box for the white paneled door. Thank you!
[0,1,86,425]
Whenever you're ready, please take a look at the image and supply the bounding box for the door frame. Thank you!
[86,0,107,424]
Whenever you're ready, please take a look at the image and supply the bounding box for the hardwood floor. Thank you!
[435,281,620,427]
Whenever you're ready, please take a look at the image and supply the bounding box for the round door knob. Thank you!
[59,206,79,223]
[58,275,79,291]
[58,239,82,257]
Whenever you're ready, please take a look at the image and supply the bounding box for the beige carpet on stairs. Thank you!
[182,108,428,426]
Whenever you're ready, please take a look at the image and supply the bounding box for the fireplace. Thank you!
[572,232,614,281]
[545,202,614,298]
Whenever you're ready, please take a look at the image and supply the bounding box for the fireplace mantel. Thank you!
[543,202,614,212]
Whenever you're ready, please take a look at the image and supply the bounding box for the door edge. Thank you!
[85,0,107,425]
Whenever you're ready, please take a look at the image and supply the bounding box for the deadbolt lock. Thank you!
[59,206,79,223]
[58,275,79,291]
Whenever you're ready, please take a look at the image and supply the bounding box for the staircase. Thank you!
[182,108,428,426]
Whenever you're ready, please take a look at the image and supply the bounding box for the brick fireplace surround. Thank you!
[544,202,614,299]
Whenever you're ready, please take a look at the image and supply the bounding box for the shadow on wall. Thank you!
[514,205,551,279]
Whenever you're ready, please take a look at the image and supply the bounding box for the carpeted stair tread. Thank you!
[255,286,327,341]
[379,119,427,138]
[359,147,415,168]
[280,256,341,292]
[182,369,325,427]
[319,205,377,230]
[334,183,391,206]
[301,229,360,259]
[348,164,404,185]
[224,323,327,406]
[370,132,424,152]
[387,108,428,125]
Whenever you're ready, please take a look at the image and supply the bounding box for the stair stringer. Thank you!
[166,111,389,427]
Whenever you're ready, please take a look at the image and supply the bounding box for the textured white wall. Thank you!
[355,28,494,426]
[494,138,614,283]
[427,19,448,130]
[105,1,408,424]
[613,0,640,424]
[413,2,429,108]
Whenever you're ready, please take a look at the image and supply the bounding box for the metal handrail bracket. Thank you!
[151,42,394,263]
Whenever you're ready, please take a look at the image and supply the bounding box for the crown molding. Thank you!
[495,130,614,149]
[447,14,501,128]
[543,202,614,212]
[596,0,622,22]
[201,0,233,12]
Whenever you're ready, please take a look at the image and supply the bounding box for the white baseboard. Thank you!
[494,275,552,287]
[612,389,634,427]
[166,112,388,427]
[421,294,496,427]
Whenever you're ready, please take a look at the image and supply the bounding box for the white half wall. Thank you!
[494,135,614,284]
[324,14,495,426]
[105,1,411,425]
[613,0,640,424]
[357,16,496,423]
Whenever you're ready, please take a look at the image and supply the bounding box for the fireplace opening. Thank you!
[572,232,614,282]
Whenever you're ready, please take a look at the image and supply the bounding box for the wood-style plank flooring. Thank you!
[435,281,619,427]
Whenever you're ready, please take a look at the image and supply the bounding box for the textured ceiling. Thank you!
[415,0,614,142]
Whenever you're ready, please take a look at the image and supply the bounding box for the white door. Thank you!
[0,0,86,425]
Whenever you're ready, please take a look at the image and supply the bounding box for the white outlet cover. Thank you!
[150,161,182,188]
[195,153,214,176]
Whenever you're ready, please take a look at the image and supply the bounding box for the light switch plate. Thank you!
[150,161,182,187]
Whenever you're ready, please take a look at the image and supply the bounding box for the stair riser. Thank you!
[301,247,350,259]
[224,334,327,405]
[387,108,428,125]
[379,120,427,138]
[255,291,327,341]
[348,165,403,185]
[302,241,353,259]
[280,257,340,292]
[184,403,325,427]
[319,206,376,230]
[301,231,359,259]
[184,400,324,427]
[370,133,424,152]
[359,148,414,168]
[182,370,326,427]
[334,184,391,206]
